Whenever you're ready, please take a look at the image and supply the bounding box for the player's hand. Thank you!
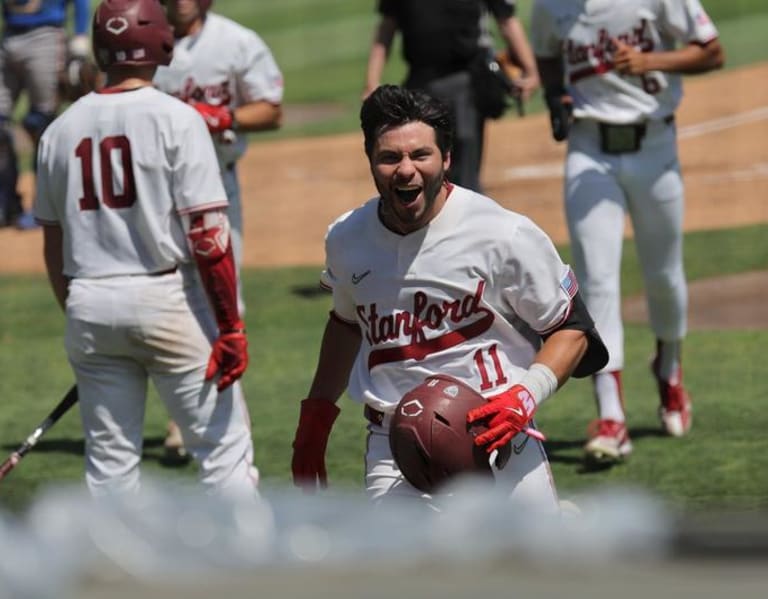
[612,38,649,76]
[512,72,540,103]
[206,329,248,391]
[192,102,234,133]
[467,384,539,453]
[68,34,90,59]
[291,398,340,493]
[545,91,573,142]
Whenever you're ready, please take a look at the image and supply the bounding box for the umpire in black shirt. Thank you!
[364,0,539,192]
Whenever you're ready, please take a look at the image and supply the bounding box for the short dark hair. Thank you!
[360,85,453,159]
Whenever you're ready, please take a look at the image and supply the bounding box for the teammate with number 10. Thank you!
[33,0,259,497]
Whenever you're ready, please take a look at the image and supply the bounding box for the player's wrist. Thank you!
[228,108,239,132]
[517,363,558,407]
[219,320,246,335]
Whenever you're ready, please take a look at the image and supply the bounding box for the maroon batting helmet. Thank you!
[198,0,212,12]
[92,0,174,71]
[389,374,511,493]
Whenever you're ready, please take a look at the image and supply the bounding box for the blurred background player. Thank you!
[291,85,607,510]
[530,0,724,465]
[0,0,91,229]
[363,0,539,192]
[153,0,284,460]
[34,0,258,497]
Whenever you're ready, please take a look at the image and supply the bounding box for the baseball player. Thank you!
[0,0,91,229]
[530,0,725,464]
[291,85,608,511]
[153,0,283,291]
[34,0,258,497]
[153,0,283,460]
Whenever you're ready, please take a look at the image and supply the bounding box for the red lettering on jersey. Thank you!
[175,77,233,107]
[358,280,495,370]
[568,19,655,83]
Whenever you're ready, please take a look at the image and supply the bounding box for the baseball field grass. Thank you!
[1,224,766,514]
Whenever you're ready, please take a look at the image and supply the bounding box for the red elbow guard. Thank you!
[188,213,241,331]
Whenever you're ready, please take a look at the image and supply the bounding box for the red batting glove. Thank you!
[466,384,538,453]
[291,398,340,492]
[192,102,234,133]
[206,327,248,391]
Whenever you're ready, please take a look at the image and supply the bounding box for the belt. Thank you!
[364,404,391,428]
[582,114,675,126]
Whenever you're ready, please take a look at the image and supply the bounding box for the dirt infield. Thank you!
[2,63,767,328]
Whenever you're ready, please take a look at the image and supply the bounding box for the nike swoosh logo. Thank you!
[505,406,524,417]
[513,435,529,455]
[351,270,371,285]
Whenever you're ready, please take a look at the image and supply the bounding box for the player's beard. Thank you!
[376,168,447,235]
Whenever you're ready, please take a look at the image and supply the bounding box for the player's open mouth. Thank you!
[395,185,422,205]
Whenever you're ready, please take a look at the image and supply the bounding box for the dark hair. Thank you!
[360,85,453,159]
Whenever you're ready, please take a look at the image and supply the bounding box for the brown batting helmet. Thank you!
[92,0,174,71]
[389,374,511,493]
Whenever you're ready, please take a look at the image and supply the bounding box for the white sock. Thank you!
[594,371,625,422]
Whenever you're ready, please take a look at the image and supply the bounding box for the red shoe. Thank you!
[653,366,692,437]
[584,419,633,464]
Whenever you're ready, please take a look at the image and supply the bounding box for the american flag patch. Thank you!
[695,11,711,26]
[560,267,579,299]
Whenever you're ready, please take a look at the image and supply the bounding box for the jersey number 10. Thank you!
[76,136,136,210]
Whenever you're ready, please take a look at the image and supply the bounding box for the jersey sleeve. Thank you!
[530,0,561,58]
[378,0,397,18]
[500,217,577,334]
[659,0,719,44]
[321,216,358,323]
[73,0,91,36]
[235,30,284,105]
[484,0,515,19]
[33,130,61,225]
[172,110,228,215]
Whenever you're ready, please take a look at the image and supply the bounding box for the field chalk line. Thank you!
[502,106,768,181]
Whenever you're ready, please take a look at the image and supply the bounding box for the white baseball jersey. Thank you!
[35,86,227,278]
[531,0,718,122]
[322,185,578,415]
[153,12,284,168]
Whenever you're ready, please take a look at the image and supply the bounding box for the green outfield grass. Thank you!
[1,224,766,514]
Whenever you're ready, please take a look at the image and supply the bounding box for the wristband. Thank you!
[518,363,558,407]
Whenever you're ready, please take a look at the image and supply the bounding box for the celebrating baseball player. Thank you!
[291,85,608,511]
[0,0,92,229]
[33,0,259,497]
[531,0,725,464]
[153,0,284,460]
